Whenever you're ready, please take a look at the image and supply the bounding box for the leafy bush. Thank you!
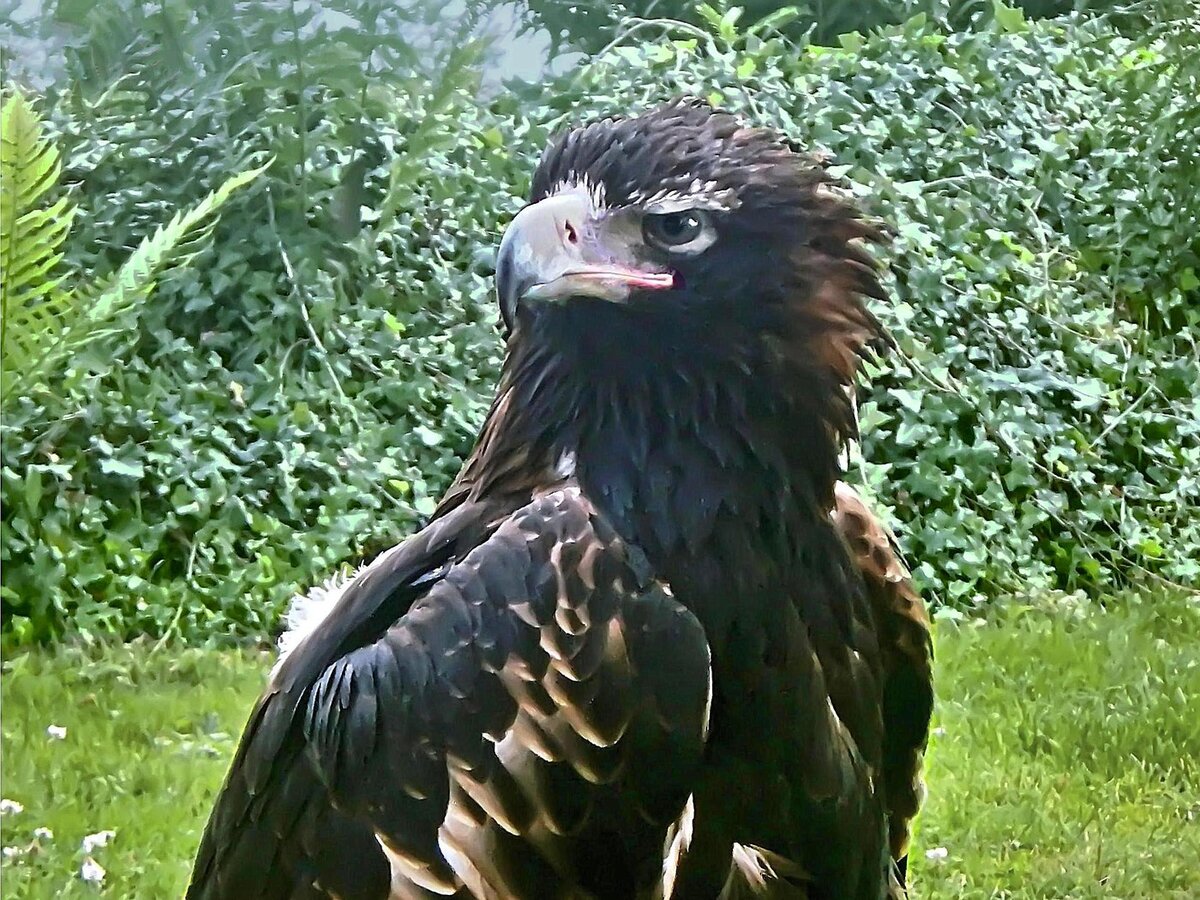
[1,1,1196,646]
[2,1,532,646]
[510,0,1133,56]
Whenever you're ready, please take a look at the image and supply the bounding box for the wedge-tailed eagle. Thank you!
[187,98,933,900]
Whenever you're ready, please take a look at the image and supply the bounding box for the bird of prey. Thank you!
[187,98,933,900]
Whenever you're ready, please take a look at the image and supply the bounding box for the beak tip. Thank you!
[495,233,527,328]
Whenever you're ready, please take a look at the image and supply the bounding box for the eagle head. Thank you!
[496,97,888,385]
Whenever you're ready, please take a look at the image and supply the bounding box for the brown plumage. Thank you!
[187,98,933,899]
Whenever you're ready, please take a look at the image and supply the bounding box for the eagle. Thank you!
[187,98,933,900]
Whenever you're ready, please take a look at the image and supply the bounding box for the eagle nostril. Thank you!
[563,221,578,245]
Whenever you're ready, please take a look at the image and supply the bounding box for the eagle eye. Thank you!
[643,210,712,253]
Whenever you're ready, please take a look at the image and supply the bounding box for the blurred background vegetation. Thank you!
[1,0,1197,647]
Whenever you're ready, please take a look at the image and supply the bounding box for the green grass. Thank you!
[2,593,1197,898]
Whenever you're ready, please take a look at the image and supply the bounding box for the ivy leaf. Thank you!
[992,1,1028,33]
[892,389,924,413]
[99,457,144,479]
[839,32,865,53]
[414,425,442,447]
[383,312,405,335]
[718,7,743,40]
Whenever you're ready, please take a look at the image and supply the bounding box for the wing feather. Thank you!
[188,487,711,899]
[832,482,934,879]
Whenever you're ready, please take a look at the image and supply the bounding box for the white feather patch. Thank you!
[273,566,363,670]
[550,176,607,211]
[721,844,776,896]
[837,385,858,475]
[631,177,740,213]
[643,190,739,214]
[554,449,577,479]
[661,794,696,899]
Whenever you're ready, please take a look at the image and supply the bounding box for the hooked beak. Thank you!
[495,192,674,328]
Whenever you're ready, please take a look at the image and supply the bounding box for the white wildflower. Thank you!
[33,827,53,841]
[931,727,947,738]
[81,830,116,853]
[2,846,24,860]
[925,846,949,862]
[0,799,24,816]
[46,724,67,740]
[80,856,106,883]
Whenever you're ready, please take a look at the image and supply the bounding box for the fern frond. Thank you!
[82,160,272,324]
[1,88,78,403]
[0,84,271,406]
[21,159,273,401]
[0,91,61,222]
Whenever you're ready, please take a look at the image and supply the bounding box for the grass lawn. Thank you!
[2,592,1197,898]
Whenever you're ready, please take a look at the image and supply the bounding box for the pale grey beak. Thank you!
[495,192,674,329]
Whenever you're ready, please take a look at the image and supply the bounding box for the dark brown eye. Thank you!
[643,210,707,249]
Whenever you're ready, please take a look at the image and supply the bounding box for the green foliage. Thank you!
[2,593,1197,896]
[914,590,1200,894]
[0,90,77,398]
[0,643,270,896]
[1,1,1197,646]
[510,0,1131,56]
[0,88,268,408]
[1,0,522,646]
